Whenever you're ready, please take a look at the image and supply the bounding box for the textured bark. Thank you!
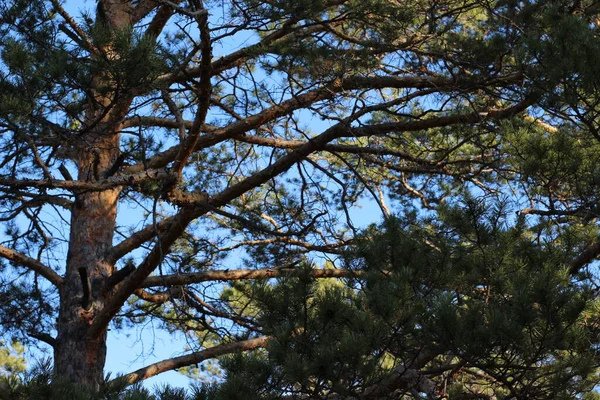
[51,0,138,387]
[54,133,121,388]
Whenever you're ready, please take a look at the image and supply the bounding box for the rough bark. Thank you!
[53,0,132,386]
[54,134,121,388]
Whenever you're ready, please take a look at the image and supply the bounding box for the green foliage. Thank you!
[208,199,600,398]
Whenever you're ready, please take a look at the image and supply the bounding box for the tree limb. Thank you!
[122,72,523,175]
[51,0,100,55]
[113,336,270,386]
[0,245,62,287]
[106,218,171,264]
[89,208,200,339]
[570,240,600,274]
[27,331,57,348]
[171,4,212,179]
[142,266,360,288]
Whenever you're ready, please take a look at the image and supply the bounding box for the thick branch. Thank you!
[143,4,174,42]
[142,267,358,288]
[89,208,200,339]
[570,240,600,274]
[114,336,270,386]
[114,97,533,265]
[0,245,63,287]
[134,287,182,304]
[133,0,161,24]
[51,0,100,55]
[106,218,171,264]
[27,331,57,348]
[107,264,136,287]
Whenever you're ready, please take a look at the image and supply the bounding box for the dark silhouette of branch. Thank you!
[0,245,62,287]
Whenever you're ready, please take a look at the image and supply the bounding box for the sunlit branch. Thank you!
[134,287,182,304]
[142,4,174,42]
[89,208,201,339]
[92,94,536,340]
[113,336,270,386]
[142,266,359,288]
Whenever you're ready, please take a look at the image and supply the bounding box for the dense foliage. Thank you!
[207,205,600,399]
[2,0,600,398]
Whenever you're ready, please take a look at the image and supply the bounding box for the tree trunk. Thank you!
[53,1,135,385]
[54,132,121,388]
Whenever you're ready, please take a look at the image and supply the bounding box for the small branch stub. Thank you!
[107,263,136,287]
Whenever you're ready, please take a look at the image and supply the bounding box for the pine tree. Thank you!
[208,202,600,399]
[1,0,600,396]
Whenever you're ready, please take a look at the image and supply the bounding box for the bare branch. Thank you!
[171,5,212,179]
[92,91,535,340]
[89,208,200,339]
[154,0,208,18]
[113,336,270,386]
[0,245,63,287]
[134,287,182,304]
[0,168,173,193]
[106,218,171,264]
[142,4,174,41]
[27,331,57,348]
[570,240,600,274]
[23,135,54,180]
[132,0,160,24]
[523,115,559,133]
[142,266,359,288]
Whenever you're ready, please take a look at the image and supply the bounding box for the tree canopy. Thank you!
[2,0,600,398]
